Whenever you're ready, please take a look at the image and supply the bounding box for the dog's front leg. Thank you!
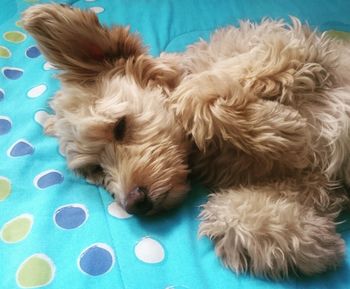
[171,73,309,168]
[199,183,345,279]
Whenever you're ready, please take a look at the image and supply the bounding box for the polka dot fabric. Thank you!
[0,1,350,289]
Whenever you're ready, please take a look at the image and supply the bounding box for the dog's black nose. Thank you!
[125,187,153,215]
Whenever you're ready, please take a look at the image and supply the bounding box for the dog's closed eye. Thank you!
[113,116,127,141]
[76,164,104,185]
[90,164,103,174]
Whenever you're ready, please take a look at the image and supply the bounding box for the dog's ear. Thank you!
[22,4,145,83]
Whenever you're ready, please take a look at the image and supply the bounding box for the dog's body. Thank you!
[23,4,350,279]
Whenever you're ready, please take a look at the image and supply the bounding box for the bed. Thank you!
[1,0,350,288]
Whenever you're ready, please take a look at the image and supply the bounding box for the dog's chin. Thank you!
[151,186,190,215]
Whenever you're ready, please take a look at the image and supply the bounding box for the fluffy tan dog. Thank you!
[22,4,350,279]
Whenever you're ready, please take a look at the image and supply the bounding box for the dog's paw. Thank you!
[43,116,56,136]
[171,71,242,150]
[172,71,309,167]
[199,189,345,279]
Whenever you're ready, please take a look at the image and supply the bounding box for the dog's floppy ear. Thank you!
[22,4,145,83]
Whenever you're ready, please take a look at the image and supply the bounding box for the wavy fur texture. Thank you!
[23,4,350,279]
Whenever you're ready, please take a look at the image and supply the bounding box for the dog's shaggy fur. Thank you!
[23,4,350,279]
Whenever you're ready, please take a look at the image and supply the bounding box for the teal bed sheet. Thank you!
[1,0,350,289]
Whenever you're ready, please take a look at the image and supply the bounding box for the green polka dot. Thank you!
[0,177,11,200]
[327,30,350,41]
[3,31,26,43]
[1,214,33,243]
[17,254,55,288]
[15,20,23,27]
[0,46,11,58]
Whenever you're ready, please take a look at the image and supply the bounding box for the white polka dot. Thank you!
[89,7,104,14]
[43,62,57,70]
[85,0,96,2]
[134,237,165,264]
[27,84,47,98]
[108,202,132,219]
[34,110,50,126]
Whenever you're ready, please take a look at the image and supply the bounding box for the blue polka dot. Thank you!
[0,89,4,101]
[34,170,64,189]
[26,46,41,58]
[54,205,88,229]
[79,244,114,276]
[2,67,23,80]
[0,117,12,135]
[8,140,34,157]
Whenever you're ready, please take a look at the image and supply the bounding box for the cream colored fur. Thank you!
[22,4,350,279]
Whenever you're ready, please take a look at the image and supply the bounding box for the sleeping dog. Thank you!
[23,4,350,279]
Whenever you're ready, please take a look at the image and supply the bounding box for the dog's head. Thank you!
[22,4,190,215]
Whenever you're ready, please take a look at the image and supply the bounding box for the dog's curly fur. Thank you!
[22,4,350,279]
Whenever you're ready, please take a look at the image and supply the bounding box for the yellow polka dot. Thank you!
[15,20,23,27]
[17,254,55,288]
[3,31,26,43]
[0,177,11,201]
[1,214,33,243]
[327,30,350,41]
[0,46,11,58]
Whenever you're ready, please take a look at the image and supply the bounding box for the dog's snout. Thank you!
[125,187,153,215]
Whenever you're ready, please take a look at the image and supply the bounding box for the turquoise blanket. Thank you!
[1,0,350,288]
